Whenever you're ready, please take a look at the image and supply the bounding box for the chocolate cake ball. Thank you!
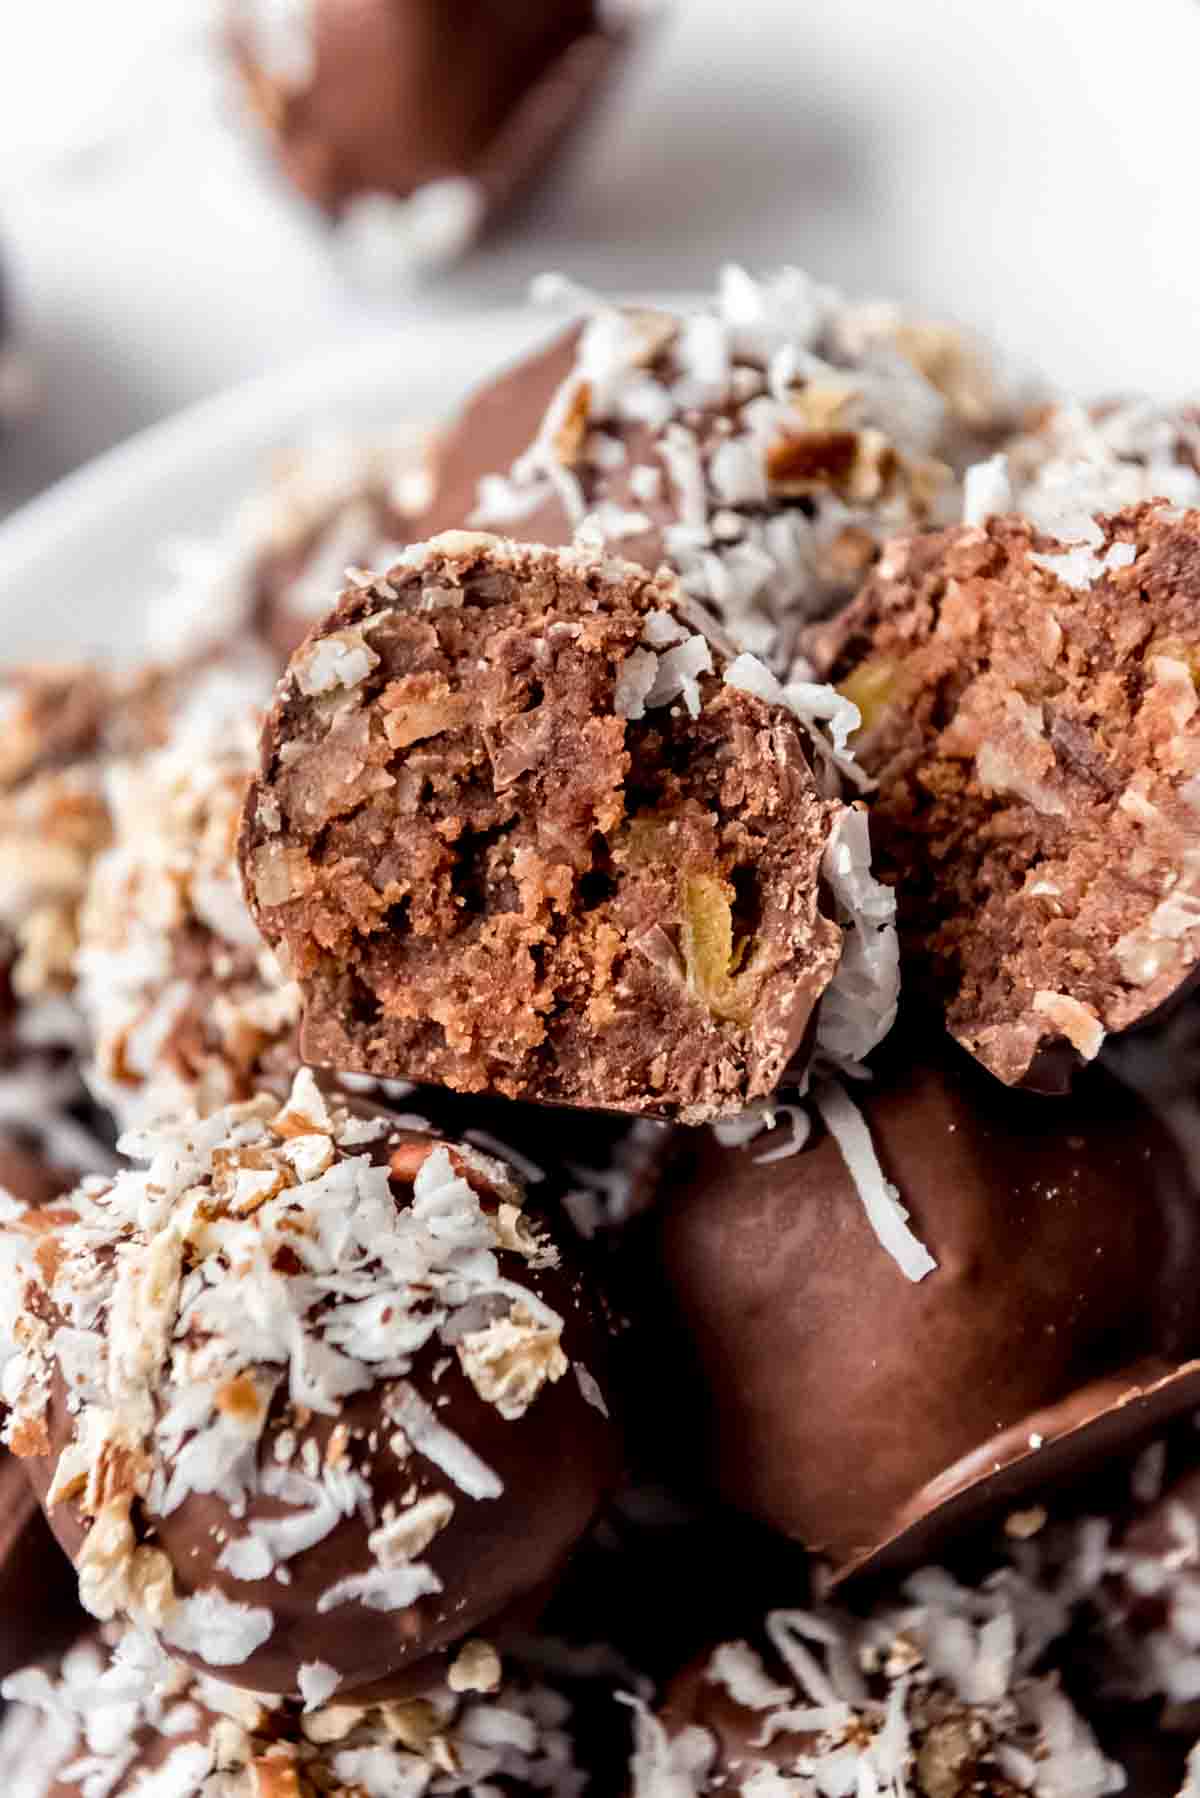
[636,1034,1200,1581]
[645,1583,1122,1798]
[810,504,1200,1089]
[421,269,1021,678]
[1,1069,620,1696]
[982,396,1200,536]
[0,1140,86,1685]
[0,1622,589,1797]
[241,533,897,1122]
[77,668,300,1131]
[0,1462,81,1688]
[228,0,634,277]
[0,664,181,1177]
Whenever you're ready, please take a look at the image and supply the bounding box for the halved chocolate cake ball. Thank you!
[240,533,891,1122]
[644,1583,1122,1798]
[228,0,636,278]
[1,1622,590,1797]
[1,1070,620,1696]
[422,270,1021,677]
[635,1032,1200,1581]
[811,504,1200,1089]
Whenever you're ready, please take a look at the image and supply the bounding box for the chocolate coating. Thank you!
[240,534,845,1123]
[0,1461,81,1686]
[6,1073,621,1696]
[637,1031,1200,1580]
[229,0,625,251]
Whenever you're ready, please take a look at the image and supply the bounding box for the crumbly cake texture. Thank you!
[636,1035,1200,1581]
[642,1581,1124,1798]
[77,666,300,1132]
[228,0,634,280]
[0,1624,591,1798]
[0,1068,619,1696]
[812,503,1200,1089]
[422,267,1022,679]
[241,533,857,1124]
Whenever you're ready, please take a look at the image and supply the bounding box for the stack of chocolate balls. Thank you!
[4,267,1200,1798]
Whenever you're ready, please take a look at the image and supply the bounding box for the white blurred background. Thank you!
[2,0,1199,517]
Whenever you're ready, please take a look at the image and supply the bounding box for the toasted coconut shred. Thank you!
[0,1068,585,1668]
[75,665,300,1131]
[627,1569,1123,1798]
[0,1621,589,1798]
[476,266,1015,681]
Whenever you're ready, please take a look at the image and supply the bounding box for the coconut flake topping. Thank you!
[0,1072,584,1667]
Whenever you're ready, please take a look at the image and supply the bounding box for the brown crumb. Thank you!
[814,505,1200,1088]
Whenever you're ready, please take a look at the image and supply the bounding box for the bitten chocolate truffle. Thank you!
[0,1622,590,1797]
[228,0,634,277]
[1,1069,620,1696]
[637,1035,1200,1580]
[812,504,1200,1088]
[240,533,891,1123]
[422,269,1019,677]
[642,1582,1122,1798]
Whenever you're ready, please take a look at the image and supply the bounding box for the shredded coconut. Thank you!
[811,1079,936,1282]
[0,1072,595,1671]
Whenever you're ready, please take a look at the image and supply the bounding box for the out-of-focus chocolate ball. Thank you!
[228,0,630,271]
[4,1071,621,1697]
[0,1622,592,1798]
[634,1031,1200,1581]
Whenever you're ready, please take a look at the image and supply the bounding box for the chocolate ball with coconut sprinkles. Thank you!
[76,661,301,1134]
[420,267,1023,680]
[976,395,1200,538]
[630,1031,1200,1583]
[226,0,639,281]
[239,532,899,1123]
[637,1582,1124,1798]
[0,1621,593,1798]
[0,1068,620,1698]
[809,503,1200,1091]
